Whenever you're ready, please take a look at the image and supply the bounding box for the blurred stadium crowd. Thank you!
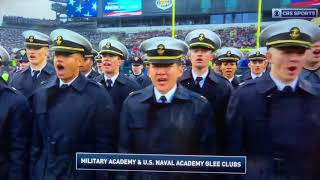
[0,16,257,58]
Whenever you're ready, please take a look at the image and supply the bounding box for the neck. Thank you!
[84,69,92,74]
[133,72,142,76]
[271,70,295,84]
[105,71,119,78]
[62,73,79,84]
[192,67,208,76]
[304,62,320,71]
[31,61,46,70]
[252,72,262,76]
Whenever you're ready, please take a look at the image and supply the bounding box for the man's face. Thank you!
[212,63,222,75]
[96,59,102,72]
[54,51,82,83]
[80,57,93,73]
[19,61,30,70]
[132,64,143,75]
[101,53,122,75]
[220,61,237,79]
[189,47,213,69]
[268,46,307,83]
[248,60,266,75]
[26,45,48,66]
[304,41,320,65]
[148,63,183,94]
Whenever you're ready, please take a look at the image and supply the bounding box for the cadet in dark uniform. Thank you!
[212,58,222,75]
[95,54,103,74]
[30,29,115,180]
[118,37,215,180]
[215,47,243,88]
[93,39,139,151]
[10,30,55,98]
[180,29,232,154]
[239,47,267,83]
[300,39,320,85]
[16,49,30,71]
[80,49,100,79]
[0,46,31,180]
[226,19,320,180]
[128,56,152,88]
[9,49,30,83]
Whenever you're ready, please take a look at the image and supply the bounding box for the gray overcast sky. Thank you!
[0,0,56,23]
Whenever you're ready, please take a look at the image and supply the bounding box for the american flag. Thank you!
[66,0,98,17]
[291,0,320,7]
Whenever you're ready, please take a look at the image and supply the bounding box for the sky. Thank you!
[0,0,56,23]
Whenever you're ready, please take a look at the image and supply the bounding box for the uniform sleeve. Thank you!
[118,97,132,154]
[225,90,244,155]
[116,97,132,180]
[199,101,216,155]
[8,95,32,180]
[93,88,115,180]
[94,88,115,153]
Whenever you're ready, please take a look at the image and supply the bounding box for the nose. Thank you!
[288,53,304,62]
[54,55,64,62]
[155,67,167,75]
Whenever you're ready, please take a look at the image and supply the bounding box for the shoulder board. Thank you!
[5,86,18,94]
[40,80,48,86]
[128,90,140,97]
[200,95,208,101]
[239,82,246,86]
[88,79,102,86]
[189,91,208,103]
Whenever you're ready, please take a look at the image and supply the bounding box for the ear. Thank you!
[266,50,272,64]
[77,54,84,66]
[119,60,124,65]
[177,64,184,77]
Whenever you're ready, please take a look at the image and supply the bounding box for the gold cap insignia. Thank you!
[20,50,26,56]
[157,44,165,55]
[56,36,63,45]
[256,51,260,56]
[198,33,205,41]
[290,27,300,40]
[226,50,232,56]
[105,42,111,49]
[28,36,34,43]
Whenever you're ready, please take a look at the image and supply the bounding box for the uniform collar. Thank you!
[104,72,119,86]
[154,84,177,103]
[301,67,320,78]
[59,75,78,87]
[180,68,219,83]
[191,69,208,88]
[29,62,55,76]
[270,73,298,91]
[251,72,263,80]
[85,69,93,77]
[256,72,317,95]
[45,74,88,92]
[140,84,190,102]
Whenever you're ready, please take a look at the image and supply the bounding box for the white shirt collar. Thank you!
[251,72,263,80]
[30,63,47,76]
[191,69,208,88]
[154,84,177,103]
[104,72,119,87]
[59,75,78,87]
[270,73,298,91]
[228,77,234,82]
[84,69,92,77]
